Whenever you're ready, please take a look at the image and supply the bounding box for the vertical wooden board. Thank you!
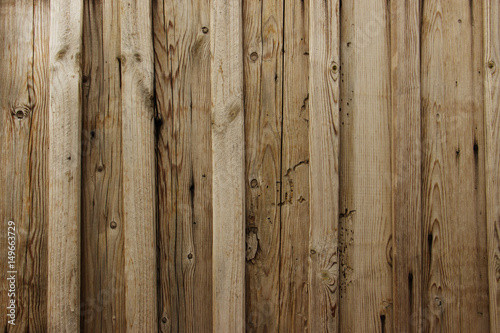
[339,0,393,332]
[48,0,83,331]
[390,1,422,332]
[81,0,125,331]
[153,0,213,331]
[120,0,157,331]
[211,0,245,331]
[243,0,283,331]
[308,0,340,332]
[484,0,500,330]
[279,0,310,331]
[421,0,489,331]
[0,0,49,331]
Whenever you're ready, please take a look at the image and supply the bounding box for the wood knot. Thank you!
[250,52,259,61]
[250,179,258,188]
[201,26,209,34]
[110,221,117,229]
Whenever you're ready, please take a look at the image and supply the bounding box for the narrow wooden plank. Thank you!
[120,0,157,331]
[339,0,393,332]
[153,0,213,331]
[81,0,125,331]
[484,0,500,330]
[308,0,340,332]
[390,1,422,332]
[211,0,245,331]
[242,0,283,331]
[47,0,83,331]
[279,1,310,330]
[421,0,489,331]
[0,0,49,331]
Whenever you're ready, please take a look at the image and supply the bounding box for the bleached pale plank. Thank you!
[47,0,83,331]
[211,0,245,331]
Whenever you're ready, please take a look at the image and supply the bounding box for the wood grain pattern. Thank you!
[484,0,500,330]
[308,0,340,331]
[0,0,49,331]
[339,0,393,332]
[279,1,310,331]
[120,0,157,331]
[211,0,245,331]
[242,0,283,331]
[390,1,422,332]
[421,0,489,331]
[153,0,213,331]
[47,0,83,331]
[81,0,125,331]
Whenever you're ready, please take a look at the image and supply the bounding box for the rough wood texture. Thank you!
[120,0,157,331]
[153,0,213,331]
[484,0,500,330]
[81,0,125,331]
[47,1,83,331]
[421,0,489,331]
[390,1,422,332]
[211,0,245,331]
[279,1,310,331]
[243,0,283,331]
[0,0,49,331]
[308,0,340,332]
[339,0,393,332]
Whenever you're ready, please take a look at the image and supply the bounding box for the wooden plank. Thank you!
[484,0,500,330]
[339,0,393,331]
[47,0,83,331]
[153,0,213,331]
[421,0,489,331]
[242,0,283,331]
[81,0,125,331]
[0,0,49,331]
[120,0,157,331]
[389,1,422,332]
[308,0,340,332]
[210,0,245,331]
[279,0,310,330]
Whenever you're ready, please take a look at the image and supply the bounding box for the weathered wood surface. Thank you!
[421,0,489,331]
[484,0,500,331]
[390,1,422,332]
[211,0,246,331]
[153,0,213,331]
[47,1,83,331]
[120,0,157,331]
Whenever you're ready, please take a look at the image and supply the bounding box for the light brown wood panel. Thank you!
[47,1,84,331]
[484,0,500,331]
[279,1,310,331]
[339,0,393,332]
[390,1,422,331]
[120,0,157,331]
[0,0,49,331]
[243,0,283,331]
[308,0,340,331]
[211,0,245,331]
[153,0,213,331]
[421,0,489,331]
[81,0,125,331]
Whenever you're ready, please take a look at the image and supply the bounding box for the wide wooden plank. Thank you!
[0,0,49,331]
[279,1,310,330]
[211,0,245,331]
[484,0,500,330]
[81,0,125,331]
[421,0,489,331]
[47,0,83,331]
[390,1,422,331]
[153,0,213,331]
[308,0,340,332]
[242,0,283,331]
[339,0,393,331]
[120,0,157,331]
